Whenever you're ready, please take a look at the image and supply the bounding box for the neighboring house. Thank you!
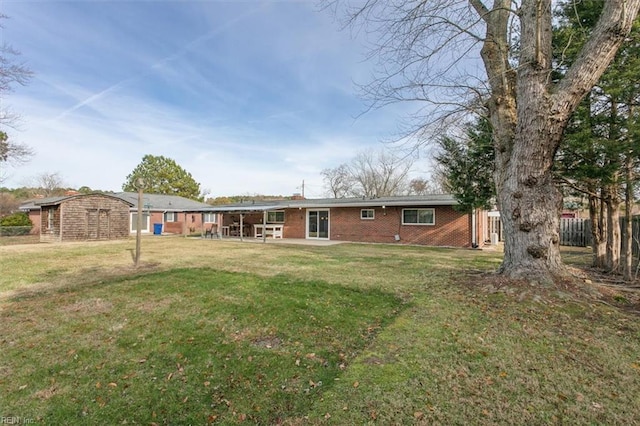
[203,195,487,248]
[112,192,217,235]
[20,192,218,241]
[21,193,132,243]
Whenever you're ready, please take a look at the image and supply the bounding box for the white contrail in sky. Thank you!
[54,3,268,121]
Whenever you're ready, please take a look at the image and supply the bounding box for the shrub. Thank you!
[0,212,32,227]
[0,226,32,236]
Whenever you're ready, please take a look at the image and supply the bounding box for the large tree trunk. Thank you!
[495,94,565,280]
[491,0,564,281]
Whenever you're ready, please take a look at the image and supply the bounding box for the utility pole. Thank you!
[301,179,305,198]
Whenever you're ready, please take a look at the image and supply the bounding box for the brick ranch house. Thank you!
[204,194,488,248]
[20,192,216,241]
[112,192,215,235]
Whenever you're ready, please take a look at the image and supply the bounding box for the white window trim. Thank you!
[47,209,54,230]
[203,212,217,223]
[164,212,178,222]
[402,208,435,225]
[360,209,375,220]
[306,209,330,240]
[130,212,151,233]
[267,210,285,223]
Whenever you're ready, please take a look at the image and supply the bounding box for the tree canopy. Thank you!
[123,155,202,201]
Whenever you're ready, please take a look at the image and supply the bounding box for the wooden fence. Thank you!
[560,218,591,247]
[621,217,640,256]
[489,216,639,255]
[560,217,640,255]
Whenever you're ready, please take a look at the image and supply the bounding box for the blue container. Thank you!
[153,223,163,235]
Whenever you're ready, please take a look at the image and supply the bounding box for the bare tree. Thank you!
[0,131,31,162]
[0,191,20,217]
[321,148,415,197]
[34,172,66,197]
[0,131,34,184]
[329,0,640,282]
[322,163,353,198]
[348,148,413,197]
[407,177,433,195]
[0,14,34,180]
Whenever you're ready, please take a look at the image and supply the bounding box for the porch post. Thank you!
[262,210,267,243]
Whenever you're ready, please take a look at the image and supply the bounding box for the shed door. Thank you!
[87,209,110,240]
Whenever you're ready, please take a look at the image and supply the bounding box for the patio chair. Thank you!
[205,224,219,239]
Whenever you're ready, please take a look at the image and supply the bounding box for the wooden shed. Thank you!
[37,194,133,243]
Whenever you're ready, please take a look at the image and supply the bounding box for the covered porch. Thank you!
[200,203,287,242]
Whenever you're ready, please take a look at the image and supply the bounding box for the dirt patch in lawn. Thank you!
[458,265,640,315]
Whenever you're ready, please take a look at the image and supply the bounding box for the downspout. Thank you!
[240,213,244,242]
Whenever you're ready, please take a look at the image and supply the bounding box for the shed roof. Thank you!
[27,193,134,208]
[20,192,208,212]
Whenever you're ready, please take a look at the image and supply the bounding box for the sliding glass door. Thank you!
[307,210,329,239]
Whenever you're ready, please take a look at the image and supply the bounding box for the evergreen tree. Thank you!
[123,155,202,201]
[435,117,495,213]
[554,1,640,275]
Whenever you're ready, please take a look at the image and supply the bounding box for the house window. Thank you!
[164,212,177,222]
[131,213,150,232]
[361,209,375,220]
[402,208,435,225]
[267,210,285,223]
[203,212,217,223]
[47,209,54,230]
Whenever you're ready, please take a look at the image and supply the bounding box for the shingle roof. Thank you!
[112,192,210,211]
[203,194,459,212]
[20,193,458,213]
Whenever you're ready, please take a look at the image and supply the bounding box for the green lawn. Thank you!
[1,238,638,424]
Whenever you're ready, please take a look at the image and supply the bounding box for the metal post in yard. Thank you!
[135,178,144,267]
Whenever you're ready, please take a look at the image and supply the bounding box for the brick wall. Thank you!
[157,212,210,235]
[332,206,471,247]
[280,205,473,248]
[28,210,41,234]
[283,209,306,239]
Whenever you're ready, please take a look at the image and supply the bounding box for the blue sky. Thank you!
[1,0,428,198]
